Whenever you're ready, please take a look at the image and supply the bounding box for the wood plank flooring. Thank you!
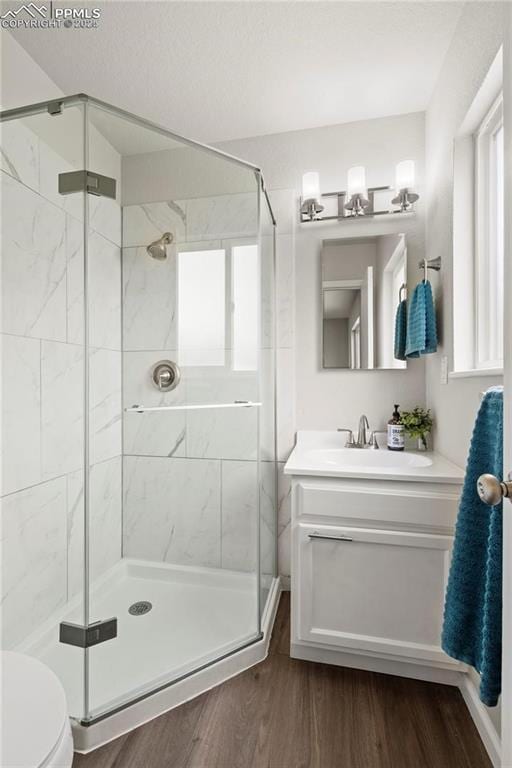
[73,593,492,768]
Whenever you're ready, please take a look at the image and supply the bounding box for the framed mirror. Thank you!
[321,234,407,370]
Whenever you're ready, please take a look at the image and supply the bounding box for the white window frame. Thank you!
[351,317,361,370]
[474,93,504,370]
[451,46,504,378]
[231,241,259,372]
[383,236,407,370]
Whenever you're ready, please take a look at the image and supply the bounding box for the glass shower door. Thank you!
[83,99,268,720]
[0,98,88,721]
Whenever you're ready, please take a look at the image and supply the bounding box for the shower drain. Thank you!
[128,601,152,616]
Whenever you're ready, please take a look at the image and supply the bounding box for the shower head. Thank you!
[146,232,173,260]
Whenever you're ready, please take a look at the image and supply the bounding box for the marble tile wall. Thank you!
[123,455,222,568]
[67,457,122,599]
[1,119,296,651]
[1,477,67,649]
[121,188,295,580]
[122,455,276,576]
[1,119,123,647]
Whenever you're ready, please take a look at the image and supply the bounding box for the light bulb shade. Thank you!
[395,160,415,191]
[347,166,367,197]
[302,171,320,201]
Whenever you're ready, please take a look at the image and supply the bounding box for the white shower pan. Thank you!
[19,559,281,753]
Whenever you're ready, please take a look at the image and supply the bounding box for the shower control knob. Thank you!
[476,474,512,506]
[151,360,181,392]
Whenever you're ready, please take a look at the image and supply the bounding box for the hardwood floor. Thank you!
[74,592,492,768]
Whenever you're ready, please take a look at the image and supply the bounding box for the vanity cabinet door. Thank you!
[296,522,454,665]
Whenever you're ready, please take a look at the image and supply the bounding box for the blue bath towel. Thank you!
[442,387,503,706]
[394,299,407,361]
[405,280,437,358]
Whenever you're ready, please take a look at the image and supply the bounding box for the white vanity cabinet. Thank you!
[297,522,453,665]
[285,434,466,684]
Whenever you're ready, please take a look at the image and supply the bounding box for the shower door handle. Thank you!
[476,473,512,506]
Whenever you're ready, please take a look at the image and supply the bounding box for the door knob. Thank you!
[476,474,512,506]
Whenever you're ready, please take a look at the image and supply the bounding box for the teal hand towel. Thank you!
[394,299,407,361]
[405,279,437,358]
[442,387,503,706]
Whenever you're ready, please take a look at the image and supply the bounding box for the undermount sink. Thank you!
[305,448,433,470]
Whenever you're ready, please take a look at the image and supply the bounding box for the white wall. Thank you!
[218,112,426,438]
[424,1,506,736]
[0,31,63,109]
[122,145,256,205]
[215,113,426,579]
[425,2,505,469]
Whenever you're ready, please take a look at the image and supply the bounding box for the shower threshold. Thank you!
[20,559,281,753]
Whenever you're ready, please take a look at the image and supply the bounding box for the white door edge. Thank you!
[501,7,512,768]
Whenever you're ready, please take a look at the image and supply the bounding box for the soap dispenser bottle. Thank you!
[387,404,405,451]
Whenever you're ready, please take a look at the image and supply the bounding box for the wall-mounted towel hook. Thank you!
[399,283,407,302]
[418,256,441,281]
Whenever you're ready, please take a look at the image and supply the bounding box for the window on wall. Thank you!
[232,244,258,371]
[177,244,258,370]
[475,95,504,370]
[452,47,503,376]
[177,249,226,366]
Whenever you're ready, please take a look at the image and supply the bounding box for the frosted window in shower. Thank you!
[232,245,258,371]
[177,249,225,366]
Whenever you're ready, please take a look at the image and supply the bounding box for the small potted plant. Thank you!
[400,407,433,451]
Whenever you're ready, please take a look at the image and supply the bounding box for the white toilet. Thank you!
[1,652,74,768]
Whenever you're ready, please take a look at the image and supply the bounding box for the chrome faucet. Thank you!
[356,415,370,448]
[368,430,387,449]
[338,417,385,449]
[337,428,356,447]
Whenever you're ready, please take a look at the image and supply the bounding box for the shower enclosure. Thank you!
[0,94,277,733]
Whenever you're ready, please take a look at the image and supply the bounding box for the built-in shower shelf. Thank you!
[125,401,262,413]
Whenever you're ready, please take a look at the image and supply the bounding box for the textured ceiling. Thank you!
[8,1,463,144]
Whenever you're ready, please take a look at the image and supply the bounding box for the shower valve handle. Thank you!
[151,360,181,392]
[476,473,512,506]
[158,370,172,387]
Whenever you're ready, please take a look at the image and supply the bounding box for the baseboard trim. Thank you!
[291,642,462,685]
[459,674,501,768]
[279,575,291,591]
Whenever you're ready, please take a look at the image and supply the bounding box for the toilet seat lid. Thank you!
[1,651,69,768]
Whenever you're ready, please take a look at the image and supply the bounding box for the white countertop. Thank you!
[284,431,465,484]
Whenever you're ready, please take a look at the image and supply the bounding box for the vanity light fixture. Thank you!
[299,160,420,224]
[300,171,324,220]
[391,160,419,212]
[344,165,370,216]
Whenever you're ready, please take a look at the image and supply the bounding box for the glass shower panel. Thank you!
[259,197,277,615]
[0,101,87,719]
[84,102,264,719]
